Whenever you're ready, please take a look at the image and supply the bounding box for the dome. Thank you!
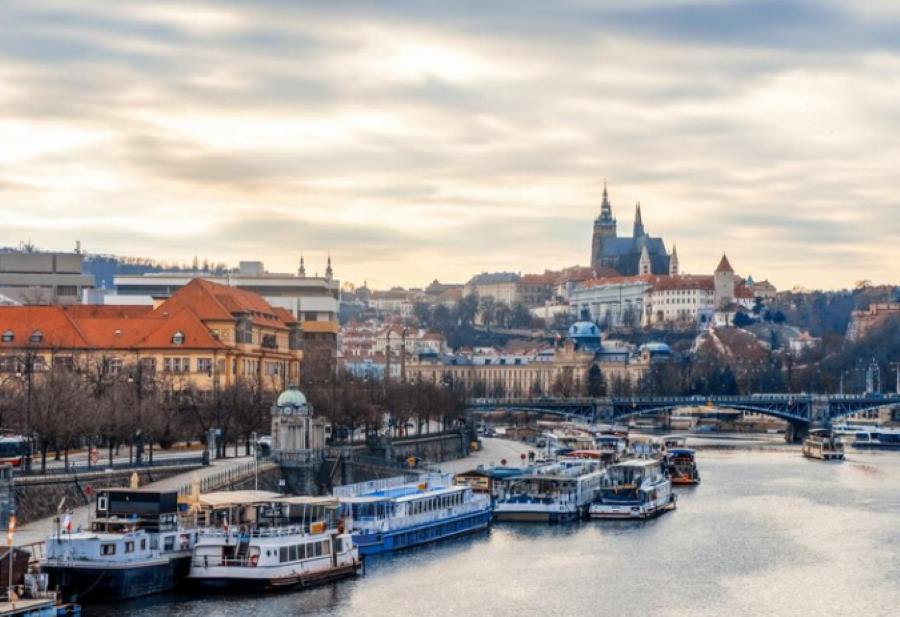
[277,385,308,408]
[640,342,671,355]
[568,321,601,339]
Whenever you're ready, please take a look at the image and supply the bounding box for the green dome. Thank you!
[276,385,308,408]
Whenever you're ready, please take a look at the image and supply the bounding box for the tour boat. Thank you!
[188,496,360,591]
[666,449,701,485]
[802,429,845,460]
[594,435,627,462]
[492,459,605,523]
[589,459,675,520]
[336,474,492,556]
[42,489,197,603]
[850,428,900,450]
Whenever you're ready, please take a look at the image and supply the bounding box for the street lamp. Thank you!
[14,352,35,473]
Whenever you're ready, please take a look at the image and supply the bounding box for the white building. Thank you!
[570,276,650,328]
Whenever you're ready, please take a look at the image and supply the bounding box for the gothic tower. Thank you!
[669,244,679,276]
[633,202,645,238]
[325,254,333,281]
[298,254,306,277]
[714,253,735,308]
[639,244,652,275]
[591,182,617,271]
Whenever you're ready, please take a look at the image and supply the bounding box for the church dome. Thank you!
[277,385,308,408]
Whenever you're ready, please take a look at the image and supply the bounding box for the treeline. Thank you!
[412,294,546,349]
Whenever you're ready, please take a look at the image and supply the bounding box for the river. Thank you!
[87,445,900,617]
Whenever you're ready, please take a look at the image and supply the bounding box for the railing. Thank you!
[177,458,274,497]
[14,455,205,478]
[272,449,324,465]
[198,525,308,539]
[332,475,409,498]
[352,494,490,532]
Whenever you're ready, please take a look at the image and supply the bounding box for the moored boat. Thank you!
[492,459,605,523]
[802,429,845,460]
[666,449,701,485]
[851,428,900,450]
[41,489,197,604]
[589,459,675,520]
[188,495,359,592]
[336,474,492,556]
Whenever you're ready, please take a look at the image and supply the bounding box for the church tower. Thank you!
[591,182,617,270]
[669,244,679,276]
[714,253,735,308]
[325,254,333,281]
[639,245,652,275]
[298,254,306,277]
[633,202,645,238]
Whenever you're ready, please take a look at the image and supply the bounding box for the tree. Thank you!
[586,364,606,397]
[732,312,754,328]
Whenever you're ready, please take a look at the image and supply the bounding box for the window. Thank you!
[140,539,146,550]
[108,357,122,375]
[124,541,135,553]
[197,358,213,374]
[171,331,185,345]
[30,330,43,343]
[163,357,189,373]
[1,330,12,343]
[163,536,174,551]
[279,547,289,563]
[57,285,77,296]
[140,357,156,374]
[289,545,299,561]
[101,544,116,556]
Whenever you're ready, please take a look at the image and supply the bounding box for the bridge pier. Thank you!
[785,421,809,444]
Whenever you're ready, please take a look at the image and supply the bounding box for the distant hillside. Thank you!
[83,255,230,289]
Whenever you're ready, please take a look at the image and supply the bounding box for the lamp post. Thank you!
[15,352,35,473]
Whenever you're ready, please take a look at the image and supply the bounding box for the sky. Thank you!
[1,0,899,291]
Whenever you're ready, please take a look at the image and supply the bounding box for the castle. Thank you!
[591,183,675,277]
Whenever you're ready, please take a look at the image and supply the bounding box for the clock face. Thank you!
[281,406,293,416]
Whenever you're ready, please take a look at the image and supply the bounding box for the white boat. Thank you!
[850,428,900,450]
[802,429,845,460]
[493,459,605,523]
[589,459,675,520]
[188,495,360,591]
[336,474,492,556]
[42,489,197,604]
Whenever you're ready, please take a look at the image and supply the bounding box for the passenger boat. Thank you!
[802,429,845,460]
[594,435,627,462]
[336,474,492,556]
[850,428,900,450]
[42,489,197,603]
[493,459,605,523]
[589,459,675,520]
[188,495,360,591]
[666,449,701,485]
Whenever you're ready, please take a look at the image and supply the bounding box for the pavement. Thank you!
[436,437,533,474]
[15,456,254,547]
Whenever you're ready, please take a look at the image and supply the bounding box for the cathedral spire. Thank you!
[633,202,645,238]
[599,180,614,224]
[669,243,679,276]
[325,253,333,280]
[298,254,306,277]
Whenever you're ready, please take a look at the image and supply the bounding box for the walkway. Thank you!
[15,456,254,547]
[437,437,533,474]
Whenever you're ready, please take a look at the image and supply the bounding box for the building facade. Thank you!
[0,250,94,306]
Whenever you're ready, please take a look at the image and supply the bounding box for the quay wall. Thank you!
[13,465,200,525]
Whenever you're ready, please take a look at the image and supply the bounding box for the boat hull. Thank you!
[589,498,675,520]
[353,509,491,556]
[188,561,361,592]
[802,449,844,460]
[42,555,190,604]
[492,504,585,523]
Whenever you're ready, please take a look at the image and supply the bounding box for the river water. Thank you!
[88,446,900,617]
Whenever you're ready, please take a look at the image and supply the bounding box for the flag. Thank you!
[62,514,72,533]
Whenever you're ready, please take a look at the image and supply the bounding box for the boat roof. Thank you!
[668,448,695,456]
[198,490,282,507]
[340,484,464,504]
[613,459,662,468]
[272,496,338,506]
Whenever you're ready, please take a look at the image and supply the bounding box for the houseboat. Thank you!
[493,459,605,523]
[594,435,627,463]
[42,489,197,603]
[336,474,492,556]
[802,429,845,460]
[188,495,360,591]
[589,459,675,520]
[666,449,701,485]
[850,428,900,450]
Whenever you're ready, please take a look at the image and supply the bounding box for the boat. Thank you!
[802,429,845,460]
[662,435,688,451]
[594,435,627,462]
[492,459,605,523]
[666,449,701,485]
[588,459,675,520]
[41,489,197,603]
[336,474,492,556]
[850,428,900,450]
[188,495,360,592]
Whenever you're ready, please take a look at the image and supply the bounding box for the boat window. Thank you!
[125,541,135,553]
[856,433,869,440]
[140,539,146,550]
[101,543,116,556]
[279,547,289,563]
[163,536,174,551]
[334,538,343,553]
[289,545,299,561]
[323,540,331,555]
[315,542,323,557]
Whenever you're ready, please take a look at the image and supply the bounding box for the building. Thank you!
[643,275,716,328]
[270,385,330,452]
[590,184,674,276]
[463,272,520,305]
[847,303,900,341]
[0,250,94,305]
[517,272,557,307]
[0,279,302,390]
[570,275,650,328]
[109,259,339,361]
[367,288,414,317]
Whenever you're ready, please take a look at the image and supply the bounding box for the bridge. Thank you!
[467,393,900,439]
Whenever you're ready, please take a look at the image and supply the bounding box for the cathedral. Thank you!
[590,184,676,277]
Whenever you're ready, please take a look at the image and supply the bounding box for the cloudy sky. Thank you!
[1,1,898,290]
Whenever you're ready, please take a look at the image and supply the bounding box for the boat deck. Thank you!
[0,598,73,617]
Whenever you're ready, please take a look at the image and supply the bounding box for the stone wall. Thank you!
[13,465,200,525]
[387,431,472,462]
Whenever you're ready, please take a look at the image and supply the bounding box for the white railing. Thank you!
[352,494,490,533]
[333,473,452,498]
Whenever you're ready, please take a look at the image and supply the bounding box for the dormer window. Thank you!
[1,330,13,343]
[30,330,43,343]
[172,331,185,345]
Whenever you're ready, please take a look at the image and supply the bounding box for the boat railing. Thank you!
[197,524,318,539]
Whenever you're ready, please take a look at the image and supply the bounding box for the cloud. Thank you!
[0,0,898,290]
